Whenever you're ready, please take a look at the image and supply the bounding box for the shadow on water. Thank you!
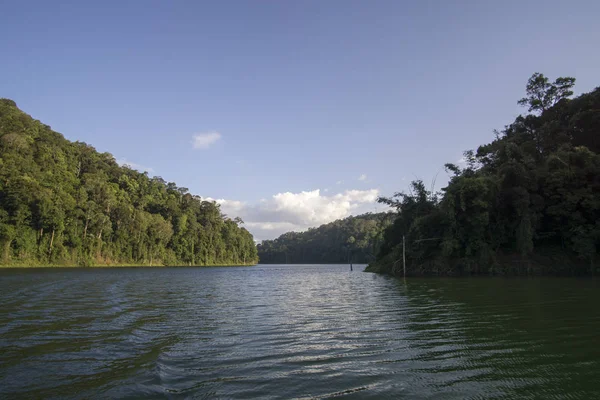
[396,277,600,399]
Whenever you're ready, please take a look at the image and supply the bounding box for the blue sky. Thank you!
[2,1,599,240]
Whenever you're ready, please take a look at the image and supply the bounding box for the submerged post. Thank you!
[348,246,353,271]
[403,235,406,277]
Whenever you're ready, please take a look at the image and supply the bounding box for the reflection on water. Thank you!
[1,266,599,399]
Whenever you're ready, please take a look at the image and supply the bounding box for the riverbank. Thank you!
[0,261,258,268]
[365,248,596,276]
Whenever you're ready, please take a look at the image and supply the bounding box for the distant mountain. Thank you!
[0,99,257,266]
[257,212,394,264]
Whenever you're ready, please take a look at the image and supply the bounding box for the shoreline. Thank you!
[0,263,258,268]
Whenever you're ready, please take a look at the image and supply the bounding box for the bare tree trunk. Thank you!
[83,219,89,240]
[49,229,55,255]
[96,236,103,261]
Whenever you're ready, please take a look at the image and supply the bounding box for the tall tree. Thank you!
[518,72,576,113]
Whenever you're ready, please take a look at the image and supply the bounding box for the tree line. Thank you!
[367,73,599,276]
[257,213,394,264]
[0,99,258,266]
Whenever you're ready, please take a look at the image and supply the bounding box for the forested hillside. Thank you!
[367,73,600,276]
[257,213,394,264]
[0,99,258,266]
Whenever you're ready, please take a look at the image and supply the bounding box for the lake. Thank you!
[1,265,599,399]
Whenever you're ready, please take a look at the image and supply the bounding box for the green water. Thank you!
[1,265,599,399]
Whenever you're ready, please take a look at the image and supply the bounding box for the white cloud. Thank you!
[245,221,298,231]
[213,198,245,212]
[358,174,367,181]
[116,158,154,173]
[336,180,343,185]
[209,188,384,241]
[192,131,221,149]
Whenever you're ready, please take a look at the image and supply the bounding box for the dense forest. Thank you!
[367,73,600,276]
[257,212,394,264]
[0,99,258,266]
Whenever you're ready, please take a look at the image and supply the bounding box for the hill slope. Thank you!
[0,99,258,266]
[257,212,394,264]
[368,74,600,276]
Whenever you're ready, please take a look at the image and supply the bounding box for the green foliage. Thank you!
[0,99,258,266]
[368,73,600,276]
[257,213,394,264]
[518,72,576,114]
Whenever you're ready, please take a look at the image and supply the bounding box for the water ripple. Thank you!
[1,267,599,399]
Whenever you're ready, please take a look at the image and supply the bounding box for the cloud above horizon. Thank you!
[206,188,385,241]
[192,131,222,149]
[358,173,367,181]
[116,158,154,174]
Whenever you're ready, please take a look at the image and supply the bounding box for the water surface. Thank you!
[1,265,599,399]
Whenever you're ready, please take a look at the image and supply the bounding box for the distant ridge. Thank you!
[257,212,394,264]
